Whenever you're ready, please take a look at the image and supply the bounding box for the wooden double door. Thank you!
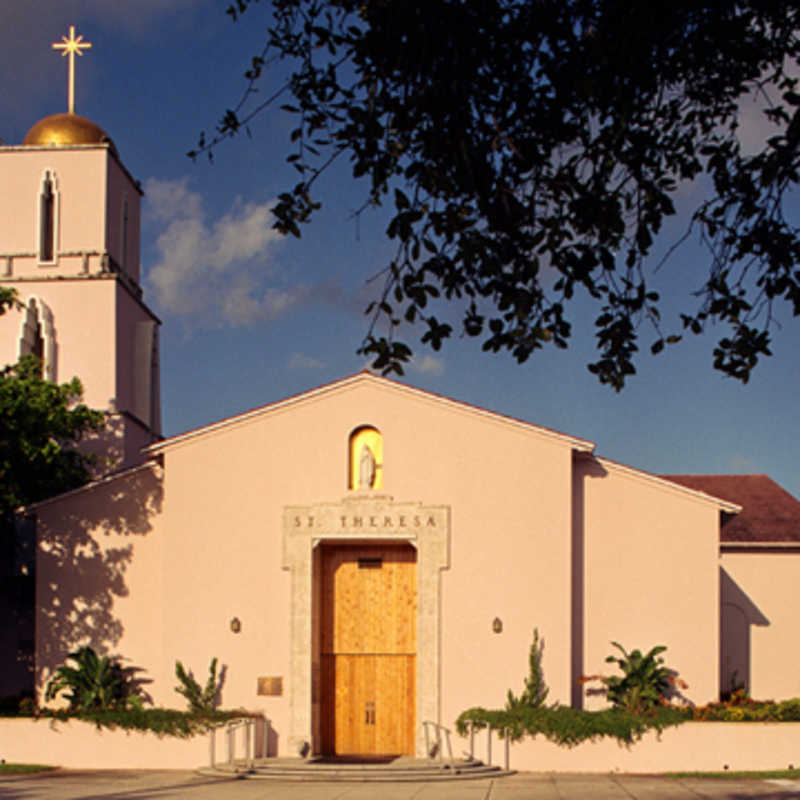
[319,544,416,756]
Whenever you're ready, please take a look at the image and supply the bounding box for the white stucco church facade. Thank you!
[3,49,800,761]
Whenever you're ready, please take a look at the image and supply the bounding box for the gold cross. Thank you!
[52,25,92,114]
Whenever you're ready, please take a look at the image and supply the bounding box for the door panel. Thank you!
[321,653,415,755]
[321,545,416,654]
[320,545,416,755]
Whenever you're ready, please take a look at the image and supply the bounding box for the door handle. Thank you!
[365,701,375,725]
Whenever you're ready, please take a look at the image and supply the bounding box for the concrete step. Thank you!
[199,757,515,782]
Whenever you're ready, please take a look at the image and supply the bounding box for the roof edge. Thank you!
[145,371,596,455]
[595,456,742,512]
[20,459,161,512]
[721,541,800,552]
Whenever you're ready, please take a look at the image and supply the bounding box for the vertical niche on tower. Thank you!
[37,169,59,265]
[348,425,383,491]
[18,297,55,381]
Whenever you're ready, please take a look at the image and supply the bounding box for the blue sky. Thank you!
[4,2,799,499]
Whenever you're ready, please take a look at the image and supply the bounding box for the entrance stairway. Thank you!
[199,756,515,782]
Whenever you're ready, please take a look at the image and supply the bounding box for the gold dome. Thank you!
[23,112,116,154]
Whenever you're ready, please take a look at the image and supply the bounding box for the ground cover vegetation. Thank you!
[666,768,800,779]
[198,1,800,389]
[457,636,800,747]
[0,763,56,774]
[456,703,689,747]
[688,689,800,722]
[3,649,245,738]
[22,706,243,738]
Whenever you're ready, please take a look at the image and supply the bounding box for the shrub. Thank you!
[506,628,549,711]
[45,647,143,712]
[456,704,687,746]
[457,632,686,746]
[690,692,800,722]
[174,657,220,714]
[27,706,245,737]
[582,642,684,712]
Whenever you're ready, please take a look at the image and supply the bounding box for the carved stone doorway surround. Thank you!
[282,494,450,757]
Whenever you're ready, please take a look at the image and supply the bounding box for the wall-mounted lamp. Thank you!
[230,617,242,633]
[492,617,503,634]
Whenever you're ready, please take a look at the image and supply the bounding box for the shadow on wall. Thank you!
[80,411,127,477]
[571,454,608,709]
[81,409,151,476]
[0,515,36,698]
[35,462,163,690]
[720,567,769,698]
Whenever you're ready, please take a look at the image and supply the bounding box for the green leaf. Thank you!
[195,0,800,390]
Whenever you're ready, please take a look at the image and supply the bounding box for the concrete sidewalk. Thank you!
[2,771,800,800]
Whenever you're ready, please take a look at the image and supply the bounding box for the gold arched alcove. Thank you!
[348,426,383,490]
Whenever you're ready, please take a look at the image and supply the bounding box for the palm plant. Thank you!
[45,647,132,711]
[602,642,671,712]
[174,657,219,714]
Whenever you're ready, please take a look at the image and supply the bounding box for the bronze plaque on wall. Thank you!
[257,676,283,696]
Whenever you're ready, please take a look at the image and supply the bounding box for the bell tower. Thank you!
[0,25,161,471]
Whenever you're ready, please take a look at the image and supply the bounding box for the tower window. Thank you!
[38,171,58,263]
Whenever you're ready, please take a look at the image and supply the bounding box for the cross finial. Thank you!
[52,25,92,114]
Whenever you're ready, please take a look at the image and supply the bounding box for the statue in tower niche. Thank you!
[358,444,376,490]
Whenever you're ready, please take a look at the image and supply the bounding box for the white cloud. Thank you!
[288,353,325,370]
[144,178,354,328]
[410,355,445,376]
[145,178,204,222]
[145,177,306,326]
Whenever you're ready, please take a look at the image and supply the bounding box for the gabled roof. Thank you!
[144,371,596,455]
[20,459,161,511]
[663,474,800,542]
[590,456,741,513]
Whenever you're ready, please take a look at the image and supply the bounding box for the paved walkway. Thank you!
[2,771,800,800]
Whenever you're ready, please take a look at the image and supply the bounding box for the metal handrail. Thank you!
[422,720,456,770]
[209,716,262,770]
[465,721,511,771]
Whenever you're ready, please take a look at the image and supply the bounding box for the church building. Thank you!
[2,29,800,760]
